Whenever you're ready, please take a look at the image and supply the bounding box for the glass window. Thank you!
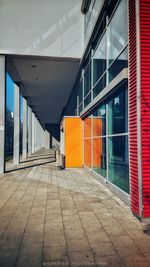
[108,85,128,134]
[5,73,14,165]
[79,79,83,105]
[93,32,107,85]
[84,93,91,108]
[84,117,92,138]
[93,137,107,178]
[93,104,106,136]
[84,139,92,168]
[109,47,128,82]
[108,135,129,193]
[84,116,92,168]
[84,61,91,97]
[93,74,106,98]
[79,103,83,114]
[108,0,128,66]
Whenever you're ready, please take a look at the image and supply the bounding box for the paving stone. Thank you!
[0,149,148,267]
[96,255,122,267]
[43,246,68,262]
[16,255,42,267]
[67,238,91,252]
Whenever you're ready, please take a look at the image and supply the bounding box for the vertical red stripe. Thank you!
[128,0,140,216]
[140,0,150,218]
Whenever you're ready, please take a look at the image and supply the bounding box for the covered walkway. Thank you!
[0,149,150,267]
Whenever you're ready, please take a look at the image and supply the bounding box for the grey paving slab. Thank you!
[0,149,149,267]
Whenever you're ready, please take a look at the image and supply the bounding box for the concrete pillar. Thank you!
[13,84,20,164]
[35,117,37,152]
[0,56,5,174]
[32,112,35,154]
[22,98,27,158]
[28,106,32,155]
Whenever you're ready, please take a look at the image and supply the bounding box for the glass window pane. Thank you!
[109,47,128,83]
[93,32,106,85]
[93,104,106,136]
[79,79,83,104]
[93,74,106,98]
[79,103,83,114]
[5,73,14,163]
[84,93,91,108]
[84,62,91,96]
[84,117,92,138]
[93,137,107,178]
[108,0,128,65]
[84,139,92,168]
[108,85,128,134]
[108,135,129,194]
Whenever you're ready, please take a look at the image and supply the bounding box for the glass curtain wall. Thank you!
[83,81,129,194]
[76,0,128,114]
[19,95,23,158]
[84,116,92,168]
[92,103,107,177]
[84,60,91,108]
[5,73,14,167]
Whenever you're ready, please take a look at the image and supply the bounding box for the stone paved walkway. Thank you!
[0,149,150,267]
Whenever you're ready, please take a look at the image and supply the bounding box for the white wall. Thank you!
[0,0,84,58]
[45,130,50,149]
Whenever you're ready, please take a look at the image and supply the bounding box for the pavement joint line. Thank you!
[13,164,45,267]
[0,169,32,238]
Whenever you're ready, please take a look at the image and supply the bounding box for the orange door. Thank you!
[65,117,83,168]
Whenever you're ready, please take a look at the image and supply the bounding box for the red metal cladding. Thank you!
[128,0,139,216]
[140,0,150,218]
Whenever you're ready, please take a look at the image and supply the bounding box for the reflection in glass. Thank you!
[84,93,91,108]
[93,32,106,85]
[79,103,83,114]
[109,47,128,82]
[5,73,14,163]
[93,74,106,98]
[108,136,129,193]
[93,104,106,136]
[108,0,128,65]
[84,117,92,138]
[84,62,91,97]
[84,116,92,168]
[93,137,107,178]
[108,86,128,134]
[84,139,91,168]
[79,79,83,105]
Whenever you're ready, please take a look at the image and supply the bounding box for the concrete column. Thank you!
[22,98,27,158]
[34,117,37,152]
[0,56,5,174]
[28,106,32,155]
[13,84,20,164]
[32,112,35,154]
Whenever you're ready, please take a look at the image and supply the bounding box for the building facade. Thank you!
[64,0,150,222]
[0,0,150,222]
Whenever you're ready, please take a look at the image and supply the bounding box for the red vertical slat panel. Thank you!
[128,0,140,216]
[140,0,150,218]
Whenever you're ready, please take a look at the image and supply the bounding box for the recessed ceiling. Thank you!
[8,55,80,126]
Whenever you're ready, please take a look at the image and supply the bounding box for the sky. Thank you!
[6,73,14,112]
[6,73,23,120]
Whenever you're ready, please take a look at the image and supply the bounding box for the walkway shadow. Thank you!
[28,153,55,158]
[20,155,54,163]
[5,159,56,173]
